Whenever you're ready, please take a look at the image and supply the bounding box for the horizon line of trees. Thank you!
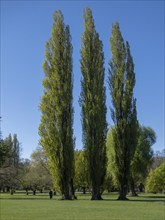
[0,134,164,195]
[0,130,164,194]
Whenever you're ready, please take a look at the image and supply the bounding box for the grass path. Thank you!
[0,192,164,220]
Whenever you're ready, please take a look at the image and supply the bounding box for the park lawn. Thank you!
[0,192,164,220]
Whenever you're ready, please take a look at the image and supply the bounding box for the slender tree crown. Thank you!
[80,7,107,200]
[39,10,74,199]
[109,22,138,200]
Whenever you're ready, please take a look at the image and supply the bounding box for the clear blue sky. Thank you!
[1,0,164,159]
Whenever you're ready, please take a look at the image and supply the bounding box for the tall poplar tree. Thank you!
[109,23,138,200]
[12,134,21,168]
[80,7,107,200]
[39,11,74,200]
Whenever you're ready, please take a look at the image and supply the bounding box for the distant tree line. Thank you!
[0,133,164,196]
[0,133,21,192]
[0,137,53,194]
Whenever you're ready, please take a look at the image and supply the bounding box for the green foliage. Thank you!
[74,150,89,191]
[12,134,21,167]
[31,146,49,173]
[107,125,156,195]
[145,161,165,193]
[131,126,156,183]
[109,23,138,200]
[22,158,52,191]
[39,10,74,199]
[0,134,22,191]
[106,128,118,188]
[1,134,13,167]
[80,7,107,199]
[17,159,31,190]
[0,137,9,167]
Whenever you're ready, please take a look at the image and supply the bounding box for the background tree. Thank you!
[17,155,53,195]
[2,134,13,167]
[18,158,31,194]
[130,126,156,196]
[23,157,53,195]
[106,128,119,190]
[74,149,89,193]
[31,146,49,174]
[0,134,22,192]
[0,133,9,167]
[152,150,165,169]
[39,10,75,199]
[109,23,138,200]
[106,126,156,195]
[12,134,21,168]
[145,161,165,193]
[30,147,53,193]
[80,7,107,200]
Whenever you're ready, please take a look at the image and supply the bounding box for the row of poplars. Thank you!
[39,7,143,200]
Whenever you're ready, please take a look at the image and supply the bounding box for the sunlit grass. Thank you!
[0,192,164,220]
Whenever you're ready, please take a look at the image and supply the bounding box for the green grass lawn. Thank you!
[0,192,164,220]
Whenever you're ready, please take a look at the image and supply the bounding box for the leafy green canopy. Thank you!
[106,126,156,192]
[145,161,165,193]
[131,126,156,182]
[74,150,89,191]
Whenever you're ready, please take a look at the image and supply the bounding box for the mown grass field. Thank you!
[0,192,164,220]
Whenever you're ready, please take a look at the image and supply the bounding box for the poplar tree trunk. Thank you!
[82,187,86,194]
[118,178,128,200]
[129,175,138,196]
[91,185,103,200]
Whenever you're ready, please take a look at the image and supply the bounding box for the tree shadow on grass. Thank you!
[100,199,165,203]
[0,197,51,200]
[131,199,165,203]
[142,195,165,199]
[100,195,165,203]
[131,196,165,203]
[0,195,52,201]
[0,193,164,202]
